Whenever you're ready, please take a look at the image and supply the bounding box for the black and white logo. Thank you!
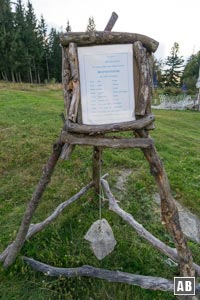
[174,277,195,295]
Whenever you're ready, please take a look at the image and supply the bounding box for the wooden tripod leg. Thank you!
[3,141,64,268]
[135,130,195,277]
[60,143,76,160]
[93,146,102,195]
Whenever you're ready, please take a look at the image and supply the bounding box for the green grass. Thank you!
[0,82,200,299]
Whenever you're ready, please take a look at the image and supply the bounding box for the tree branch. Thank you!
[101,179,200,276]
[64,114,155,135]
[23,257,174,292]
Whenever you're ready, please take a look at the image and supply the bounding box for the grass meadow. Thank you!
[0,82,200,299]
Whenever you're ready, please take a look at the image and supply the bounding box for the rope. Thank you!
[99,171,102,221]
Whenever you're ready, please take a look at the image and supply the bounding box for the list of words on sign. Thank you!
[78,44,135,125]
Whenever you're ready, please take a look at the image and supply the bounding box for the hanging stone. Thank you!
[84,219,117,260]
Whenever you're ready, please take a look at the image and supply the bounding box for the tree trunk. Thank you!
[46,53,50,82]
[11,69,15,83]
[29,67,33,84]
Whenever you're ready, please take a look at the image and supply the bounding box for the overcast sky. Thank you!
[21,0,200,61]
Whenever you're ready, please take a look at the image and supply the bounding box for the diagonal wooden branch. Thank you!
[134,130,195,278]
[101,179,200,276]
[25,182,94,239]
[27,173,107,239]
[0,175,108,264]
[1,141,64,268]
[23,256,175,292]
[104,12,118,31]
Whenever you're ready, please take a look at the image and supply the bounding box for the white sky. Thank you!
[21,0,200,61]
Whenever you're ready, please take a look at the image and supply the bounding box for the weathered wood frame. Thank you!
[60,31,157,196]
[0,13,197,298]
[61,32,157,122]
[61,29,196,282]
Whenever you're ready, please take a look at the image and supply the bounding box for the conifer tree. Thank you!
[66,20,71,32]
[0,0,63,83]
[0,0,16,81]
[86,16,96,32]
[48,28,62,82]
[162,42,184,87]
[14,0,30,82]
[182,51,200,91]
[38,15,50,82]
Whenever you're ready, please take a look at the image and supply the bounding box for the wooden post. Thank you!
[61,42,80,160]
[92,12,119,195]
[93,147,102,194]
[62,47,71,115]
[104,12,118,31]
[135,130,195,278]
[133,41,152,116]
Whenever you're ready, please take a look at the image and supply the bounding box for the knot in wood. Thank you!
[150,164,159,175]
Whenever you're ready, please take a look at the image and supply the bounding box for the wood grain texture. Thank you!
[101,178,200,276]
[62,47,71,115]
[61,133,153,149]
[64,114,155,135]
[23,257,175,292]
[68,43,80,122]
[61,43,80,160]
[133,41,152,116]
[135,130,195,277]
[60,31,159,52]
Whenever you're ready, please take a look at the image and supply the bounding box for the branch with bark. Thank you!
[23,257,174,292]
[64,114,155,135]
[61,133,153,149]
[0,175,107,264]
[135,130,195,277]
[60,31,159,53]
[101,179,200,276]
[23,257,200,294]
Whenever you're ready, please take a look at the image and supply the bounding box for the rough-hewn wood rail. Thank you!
[23,258,200,294]
[60,31,159,53]
[64,114,155,135]
[61,133,153,149]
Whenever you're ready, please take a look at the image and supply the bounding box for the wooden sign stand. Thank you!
[1,13,199,296]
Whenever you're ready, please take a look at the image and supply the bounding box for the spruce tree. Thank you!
[0,0,16,81]
[38,15,50,82]
[66,20,71,32]
[48,28,62,82]
[162,42,184,87]
[86,16,96,32]
[14,0,30,82]
[182,51,200,91]
[0,0,63,83]
[25,0,39,83]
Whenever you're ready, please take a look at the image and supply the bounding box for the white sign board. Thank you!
[78,44,135,125]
